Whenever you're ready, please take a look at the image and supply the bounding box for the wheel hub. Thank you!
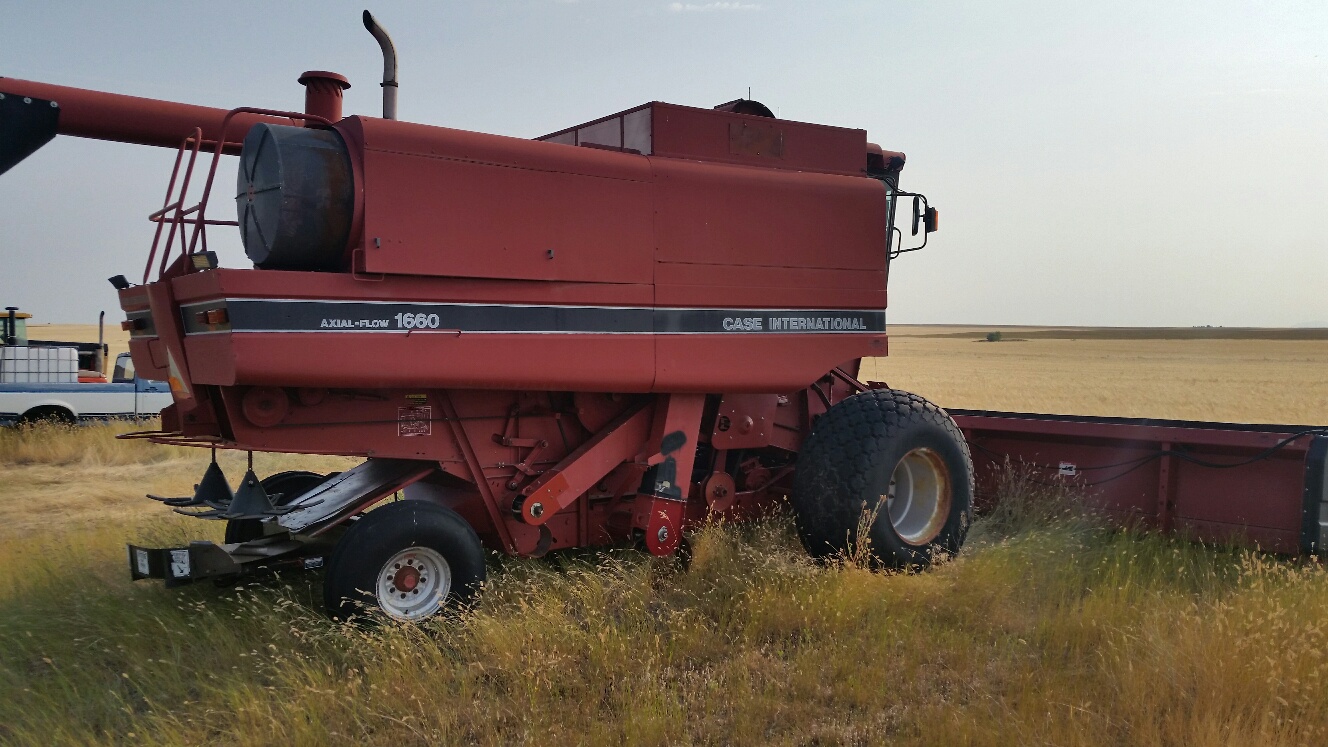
[376,547,451,621]
[393,565,420,592]
[886,447,953,546]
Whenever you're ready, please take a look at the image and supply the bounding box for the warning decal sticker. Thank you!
[398,406,432,437]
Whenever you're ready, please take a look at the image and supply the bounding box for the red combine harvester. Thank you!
[2,12,1323,621]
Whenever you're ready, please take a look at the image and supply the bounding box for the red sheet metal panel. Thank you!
[953,410,1326,555]
[340,111,881,290]
[346,116,655,284]
[171,268,658,391]
[653,335,883,393]
[651,157,886,272]
[188,333,656,391]
[651,262,886,310]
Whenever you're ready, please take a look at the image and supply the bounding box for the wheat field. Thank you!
[1,327,1327,745]
[867,325,1328,424]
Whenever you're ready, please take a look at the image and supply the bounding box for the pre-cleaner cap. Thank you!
[235,123,354,271]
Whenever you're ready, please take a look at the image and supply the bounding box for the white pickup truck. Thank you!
[0,352,173,425]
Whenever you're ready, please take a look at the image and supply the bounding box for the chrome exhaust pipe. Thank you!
[362,10,398,120]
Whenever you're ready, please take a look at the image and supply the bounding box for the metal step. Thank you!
[278,457,438,535]
[128,457,440,587]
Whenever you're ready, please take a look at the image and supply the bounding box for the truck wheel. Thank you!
[791,389,973,570]
[224,470,327,544]
[19,406,75,425]
[323,501,486,622]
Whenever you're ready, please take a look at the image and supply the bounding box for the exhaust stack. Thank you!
[362,10,398,120]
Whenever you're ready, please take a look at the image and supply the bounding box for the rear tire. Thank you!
[791,389,973,570]
[323,501,486,622]
[19,406,75,425]
[224,470,326,544]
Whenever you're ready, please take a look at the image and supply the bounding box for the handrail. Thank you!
[143,108,334,284]
[142,128,203,284]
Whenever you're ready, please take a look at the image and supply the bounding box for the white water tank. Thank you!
[0,346,78,383]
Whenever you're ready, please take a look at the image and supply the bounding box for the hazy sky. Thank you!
[1,1,1324,326]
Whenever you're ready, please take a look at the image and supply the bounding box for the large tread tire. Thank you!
[323,500,486,622]
[791,389,973,570]
[224,470,326,544]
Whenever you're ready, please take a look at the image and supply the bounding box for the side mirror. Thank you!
[890,191,936,259]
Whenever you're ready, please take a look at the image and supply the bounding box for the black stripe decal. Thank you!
[183,299,885,335]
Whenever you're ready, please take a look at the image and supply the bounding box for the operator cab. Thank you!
[1,307,31,346]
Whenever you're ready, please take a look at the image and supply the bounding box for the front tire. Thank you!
[791,389,973,570]
[323,501,486,621]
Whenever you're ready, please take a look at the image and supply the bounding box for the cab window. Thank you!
[112,353,136,383]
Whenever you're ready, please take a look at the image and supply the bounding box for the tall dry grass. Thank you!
[0,423,358,537]
[1,433,1326,744]
[0,420,190,467]
[3,345,1328,745]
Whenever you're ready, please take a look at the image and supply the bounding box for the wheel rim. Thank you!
[375,547,451,621]
[885,447,953,545]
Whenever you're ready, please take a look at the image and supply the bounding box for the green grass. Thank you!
[2,427,1327,745]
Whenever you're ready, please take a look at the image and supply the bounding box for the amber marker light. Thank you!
[194,309,229,325]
